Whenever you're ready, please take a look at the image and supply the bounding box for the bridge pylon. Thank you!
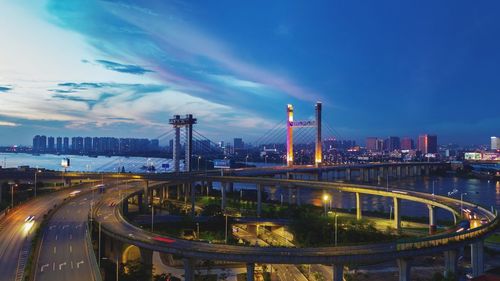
[286,102,322,167]
[169,114,197,172]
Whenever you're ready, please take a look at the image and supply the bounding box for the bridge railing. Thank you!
[85,218,103,281]
[396,215,499,251]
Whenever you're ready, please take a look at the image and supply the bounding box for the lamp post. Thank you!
[10,183,17,208]
[196,222,200,239]
[265,155,268,165]
[197,156,201,171]
[323,193,330,216]
[245,155,249,167]
[460,192,467,215]
[34,169,41,197]
[432,180,436,197]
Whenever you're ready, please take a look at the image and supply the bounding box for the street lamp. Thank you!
[196,222,200,239]
[323,194,330,216]
[197,156,201,171]
[34,169,41,197]
[432,180,436,197]
[460,193,467,215]
[151,204,154,233]
[265,155,268,165]
[9,182,17,208]
[245,155,249,167]
[224,213,228,244]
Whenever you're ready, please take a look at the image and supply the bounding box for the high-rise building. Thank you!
[63,137,69,152]
[400,137,414,150]
[47,137,55,152]
[84,137,92,153]
[491,136,499,151]
[388,136,400,151]
[234,138,244,151]
[418,134,437,154]
[56,137,62,153]
[39,135,47,153]
[32,135,40,153]
[366,137,379,151]
[150,139,159,151]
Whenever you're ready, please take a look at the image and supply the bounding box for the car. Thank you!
[24,215,35,223]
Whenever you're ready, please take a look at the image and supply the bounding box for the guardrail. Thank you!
[85,219,102,281]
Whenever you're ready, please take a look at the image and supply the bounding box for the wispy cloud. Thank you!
[94,59,153,75]
[0,86,12,92]
[0,121,19,127]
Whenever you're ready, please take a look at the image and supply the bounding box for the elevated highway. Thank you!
[93,177,498,281]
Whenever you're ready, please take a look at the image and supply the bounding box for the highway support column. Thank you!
[246,263,255,281]
[140,248,153,280]
[397,258,411,281]
[428,205,437,234]
[333,264,343,281]
[356,193,362,220]
[346,168,351,181]
[257,184,262,217]
[394,197,401,230]
[183,258,195,281]
[471,239,484,277]
[443,249,458,277]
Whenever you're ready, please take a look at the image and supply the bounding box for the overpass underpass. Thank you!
[92,177,498,281]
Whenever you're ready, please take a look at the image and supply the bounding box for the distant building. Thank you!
[388,136,400,151]
[150,139,159,151]
[366,137,379,151]
[418,134,437,154]
[63,137,69,152]
[234,138,244,151]
[491,136,499,150]
[400,137,414,150]
[56,137,62,153]
[47,137,55,152]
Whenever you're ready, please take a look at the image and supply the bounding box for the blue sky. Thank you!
[0,0,499,146]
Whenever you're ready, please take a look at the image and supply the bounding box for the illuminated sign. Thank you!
[289,120,316,127]
[213,159,230,169]
[61,158,70,168]
[464,153,481,160]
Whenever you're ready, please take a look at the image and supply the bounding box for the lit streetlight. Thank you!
[34,169,41,197]
[245,155,249,167]
[323,193,330,216]
[197,156,201,171]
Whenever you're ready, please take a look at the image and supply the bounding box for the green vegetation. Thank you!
[486,233,500,243]
[288,206,399,247]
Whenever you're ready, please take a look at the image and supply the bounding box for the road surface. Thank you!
[33,191,99,281]
[0,186,88,281]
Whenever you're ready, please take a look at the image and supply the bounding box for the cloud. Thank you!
[0,121,19,127]
[95,59,152,75]
[0,86,12,92]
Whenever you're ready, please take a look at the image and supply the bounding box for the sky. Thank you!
[0,0,499,146]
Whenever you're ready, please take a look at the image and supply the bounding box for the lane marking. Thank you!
[59,262,67,270]
[53,247,56,254]
[69,245,72,253]
[52,262,55,271]
[40,264,49,272]
[55,235,58,241]
[76,261,84,268]
[71,261,74,269]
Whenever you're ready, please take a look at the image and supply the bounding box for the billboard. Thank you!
[61,158,70,168]
[464,153,481,160]
[213,159,230,169]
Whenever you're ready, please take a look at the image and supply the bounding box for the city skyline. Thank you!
[1,1,500,146]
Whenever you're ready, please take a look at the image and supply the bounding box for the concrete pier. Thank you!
[443,249,458,277]
[471,240,484,277]
[246,263,255,281]
[333,264,343,281]
[397,258,411,281]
